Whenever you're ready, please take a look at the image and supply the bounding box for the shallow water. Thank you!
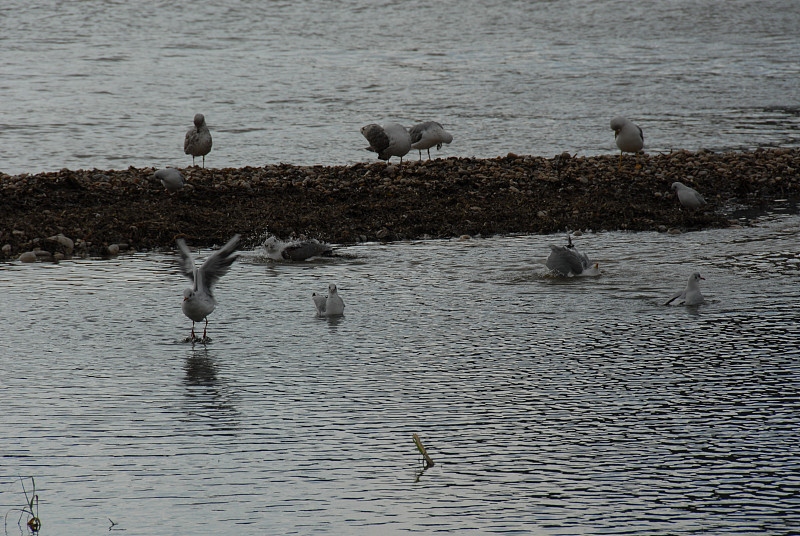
[1,0,799,175]
[1,214,799,535]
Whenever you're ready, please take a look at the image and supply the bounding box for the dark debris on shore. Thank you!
[2,148,799,261]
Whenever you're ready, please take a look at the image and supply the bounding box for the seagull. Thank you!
[545,235,600,276]
[610,116,644,169]
[671,181,707,209]
[361,122,411,163]
[184,113,212,168]
[665,272,705,306]
[312,283,345,317]
[408,121,453,160]
[153,167,185,193]
[176,234,240,341]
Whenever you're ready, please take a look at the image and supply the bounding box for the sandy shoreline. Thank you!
[2,148,798,260]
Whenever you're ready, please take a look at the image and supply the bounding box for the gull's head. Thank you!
[671,182,685,191]
[689,272,705,287]
[610,116,627,135]
[193,113,205,127]
[183,288,194,301]
[328,283,338,294]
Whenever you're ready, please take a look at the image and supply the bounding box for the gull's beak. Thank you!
[183,296,188,301]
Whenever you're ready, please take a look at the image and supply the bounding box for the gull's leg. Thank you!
[418,150,423,161]
[427,148,432,160]
[202,318,208,339]
[618,151,623,170]
[190,321,196,339]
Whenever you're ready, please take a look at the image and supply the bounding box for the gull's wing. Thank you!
[198,234,241,294]
[282,241,332,261]
[546,245,586,275]
[176,238,197,281]
[312,293,327,315]
[361,124,389,154]
[664,289,686,305]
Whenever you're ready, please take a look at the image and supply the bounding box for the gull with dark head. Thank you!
[176,234,240,341]
[610,116,644,169]
[665,272,705,306]
[545,234,600,276]
[312,283,345,317]
[184,113,212,168]
[361,122,411,163]
[671,182,707,209]
[409,121,453,160]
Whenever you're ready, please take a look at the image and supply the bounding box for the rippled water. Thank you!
[2,214,799,535]
[1,0,799,175]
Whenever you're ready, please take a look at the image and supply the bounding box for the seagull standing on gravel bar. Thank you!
[671,181,707,209]
[408,121,453,160]
[361,122,411,163]
[312,283,345,317]
[153,167,185,193]
[610,116,643,169]
[184,113,212,168]
[665,272,705,306]
[176,234,240,341]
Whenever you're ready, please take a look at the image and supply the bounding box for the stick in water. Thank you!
[412,433,435,468]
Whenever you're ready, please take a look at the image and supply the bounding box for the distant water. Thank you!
[1,213,799,535]
[1,0,799,175]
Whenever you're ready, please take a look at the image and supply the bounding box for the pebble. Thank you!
[19,251,37,262]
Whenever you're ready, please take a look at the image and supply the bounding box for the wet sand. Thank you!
[2,148,798,260]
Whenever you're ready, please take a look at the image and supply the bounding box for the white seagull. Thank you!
[176,234,240,340]
[184,113,212,168]
[610,116,644,169]
[665,272,705,306]
[545,235,600,276]
[361,122,411,163]
[312,283,345,317]
[671,181,707,209]
[408,121,453,160]
[153,167,185,193]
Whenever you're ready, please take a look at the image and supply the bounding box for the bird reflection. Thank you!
[184,347,218,387]
[183,348,240,431]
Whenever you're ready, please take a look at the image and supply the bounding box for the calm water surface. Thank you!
[1,0,799,175]
[1,214,799,535]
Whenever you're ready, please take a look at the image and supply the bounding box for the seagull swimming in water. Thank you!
[184,113,212,168]
[176,234,240,341]
[361,122,411,163]
[312,283,345,317]
[610,116,644,169]
[671,181,707,209]
[153,167,185,193]
[665,272,705,306]
[408,121,453,160]
[545,235,600,276]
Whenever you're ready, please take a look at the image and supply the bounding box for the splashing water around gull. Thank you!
[312,283,345,317]
[408,121,453,160]
[671,181,707,209]
[665,272,705,306]
[361,122,411,163]
[176,234,240,341]
[610,116,644,169]
[545,235,600,276]
[184,113,212,168]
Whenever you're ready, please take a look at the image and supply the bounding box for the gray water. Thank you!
[1,213,800,535]
[1,0,799,175]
